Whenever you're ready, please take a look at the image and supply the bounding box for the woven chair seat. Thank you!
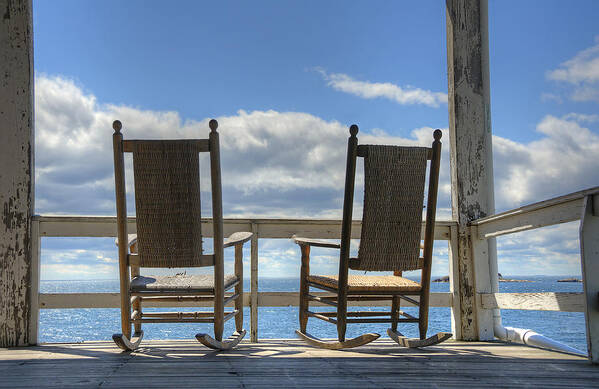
[307,274,421,293]
[131,274,238,293]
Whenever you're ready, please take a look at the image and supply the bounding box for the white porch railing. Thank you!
[29,217,455,344]
[29,188,598,362]
[471,186,599,361]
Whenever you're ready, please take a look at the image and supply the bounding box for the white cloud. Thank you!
[540,93,563,104]
[496,222,581,276]
[34,74,598,278]
[562,113,599,123]
[315,69,447,107]
[493,114,599,209]
[546,36,599,102]
[35,74,448,218]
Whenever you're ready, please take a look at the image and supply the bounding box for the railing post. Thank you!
[28,218,41,345]
[470,225,494,340]
[250,222,259,342]
[448,224,462,340]
[580,194,599,363]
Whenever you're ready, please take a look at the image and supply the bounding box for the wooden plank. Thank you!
[472,186,598,228]
[0,339,596,389]
[34,215,453,240]
[0,0,34,347]
[39,292,452,309]
[474,197,584,239]
[122,139,209,153]
[580,195,599,363]
[446,0,495,341]
[480,292,585,312]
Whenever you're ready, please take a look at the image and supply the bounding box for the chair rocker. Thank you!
[294,124,451,349]
[111,119,250,351]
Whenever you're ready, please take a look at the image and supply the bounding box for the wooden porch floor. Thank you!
[1,339,597,388]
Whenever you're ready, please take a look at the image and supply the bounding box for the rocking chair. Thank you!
[111,119,250,351]
[293,124,451,349]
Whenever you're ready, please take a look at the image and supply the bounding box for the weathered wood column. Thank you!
[0,0,35,347]
[446,0,495,340]
[580,194,599,363]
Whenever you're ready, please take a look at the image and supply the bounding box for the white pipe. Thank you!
[489,239,587,357]
[494,324,586,356]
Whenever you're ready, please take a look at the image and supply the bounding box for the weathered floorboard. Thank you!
[0,339,595,388]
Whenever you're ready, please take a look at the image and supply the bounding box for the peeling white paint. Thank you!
[0,0,34,347]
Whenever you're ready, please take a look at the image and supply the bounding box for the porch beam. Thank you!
[446,0,495,340]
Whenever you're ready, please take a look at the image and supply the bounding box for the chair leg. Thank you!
[418,298,428,340]
[131,267,142,334]
[234,244,244,333]
[299,245,310,333]
[197,329,246,350]
[391,296,400,332]
[299,290,309,333]
[337,302,347,342]
[214,306,224,342]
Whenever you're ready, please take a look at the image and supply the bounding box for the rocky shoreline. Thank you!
[557,278,582,282]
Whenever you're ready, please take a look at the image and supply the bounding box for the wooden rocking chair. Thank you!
[111,119,250,351]
[293,125,451,349]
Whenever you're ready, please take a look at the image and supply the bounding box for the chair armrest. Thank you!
[223,232,253,248]
[115,234,138,253]
[292,235,341,249]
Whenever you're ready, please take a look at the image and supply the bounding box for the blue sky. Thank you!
[33,1,599,279]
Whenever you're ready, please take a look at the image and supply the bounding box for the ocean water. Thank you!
[39,276,587,352]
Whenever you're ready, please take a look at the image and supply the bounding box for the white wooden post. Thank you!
[250,222,259,342]
[0,0,35,347]
[28,218,41,345]
[446,0,496,340]
[448,224,463,340]
[580,194,599,363]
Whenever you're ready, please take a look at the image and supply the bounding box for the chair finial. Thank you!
[433,129,442,140]
[113,120,122,133]
[349,124,359,136]
[209,119,218,132]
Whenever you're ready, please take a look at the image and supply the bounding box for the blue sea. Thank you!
[40,276,587,352]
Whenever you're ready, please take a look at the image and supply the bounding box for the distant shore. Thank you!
[432,274,534,283]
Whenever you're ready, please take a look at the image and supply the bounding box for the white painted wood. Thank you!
[34,215,453,240]
[250,223,259,342]
[0,0,34,347]
[446,0,496,341]
[31,215,453,344]
[480,292,585,312]
[474,197,585,239]
[448,224,462,340]
[580,195,599,363]
[39,292,452,309]
[472,187,598,229]
[470,226,494,340]
[28,219,41,345]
